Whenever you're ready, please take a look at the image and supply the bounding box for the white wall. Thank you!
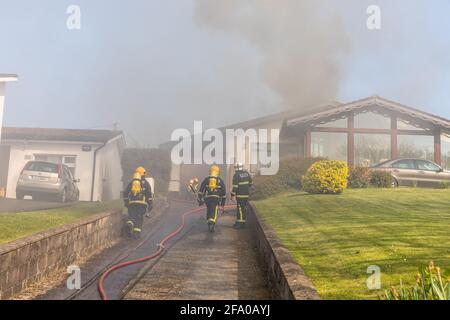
[4,141,100,201]
[0,83,5,144]
[168,164,181,192]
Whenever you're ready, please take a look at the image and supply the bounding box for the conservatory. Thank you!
[285,96,450,169]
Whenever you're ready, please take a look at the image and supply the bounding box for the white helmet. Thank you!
[234,162,244,171]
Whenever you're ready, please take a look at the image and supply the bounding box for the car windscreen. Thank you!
[24,162,59,173]
[372,160,391,168]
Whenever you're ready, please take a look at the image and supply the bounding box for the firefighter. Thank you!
[231,162,253,229]
[198,165,226,232]
[189,178,199,195]
[186,177,199,200]
[124,167,153,238]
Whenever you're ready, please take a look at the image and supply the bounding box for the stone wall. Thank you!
[0,209,122,300]
[248,203,320,300]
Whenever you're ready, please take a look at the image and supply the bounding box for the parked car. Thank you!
[371,158,450,188]
[16,161,80,202]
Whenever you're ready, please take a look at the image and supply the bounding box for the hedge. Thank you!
[251,157,323,200]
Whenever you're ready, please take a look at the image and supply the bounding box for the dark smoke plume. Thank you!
[194,0,351,109]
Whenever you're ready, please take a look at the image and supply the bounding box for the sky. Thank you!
[0,0,449,147]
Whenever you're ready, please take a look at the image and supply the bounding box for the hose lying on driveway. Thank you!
[98,204,236,300]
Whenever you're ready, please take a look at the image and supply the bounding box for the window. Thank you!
[392,159,415,170]
[354,111,390,129]
[311,132,347,161]
[415,160,440,172]
[442,135,450,170]
[316,118,348,128]
[34,154,62,164]
[397,119,426,131]
[355,134,391,166]
[25,162,59,173]
[63,156,77,177]
[398,135,434,161]
[34,154,77,177]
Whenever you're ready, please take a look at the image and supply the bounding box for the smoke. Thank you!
[194,0,351,109]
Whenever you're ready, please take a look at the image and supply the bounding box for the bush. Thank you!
[382,262,449,300]
[302,160,348,194]
[121,148,171,194]
[348,166,371,188]
[370,170,394,188]
[251,157,322,200]
[437,181,450,189]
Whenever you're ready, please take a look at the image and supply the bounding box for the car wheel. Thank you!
[58,189,67,203]
[392,178,399,188]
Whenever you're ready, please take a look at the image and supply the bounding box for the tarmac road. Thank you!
[0,198,74,214]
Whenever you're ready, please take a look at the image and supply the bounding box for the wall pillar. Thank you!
[0,83,5,143]
[347,113,355,166]
[434,131,442,166]
[391,115,398,159]
[305,131,311,158]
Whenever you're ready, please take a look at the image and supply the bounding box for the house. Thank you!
[0,127,125,201]
[161,96,450,193]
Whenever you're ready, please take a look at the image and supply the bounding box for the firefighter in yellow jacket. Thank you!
[124,167,153,238]
[198,165,226,232]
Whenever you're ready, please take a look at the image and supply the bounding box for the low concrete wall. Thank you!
[0,209,123,300]
[248,203,320,300]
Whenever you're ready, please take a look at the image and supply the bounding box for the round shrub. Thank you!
[369,170,394,188]
[348,166,371,188]
[302,160,349,194]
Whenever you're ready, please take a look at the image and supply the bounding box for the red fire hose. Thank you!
[98,204,235,300]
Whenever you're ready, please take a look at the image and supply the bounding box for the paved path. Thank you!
[39,200,270,300]
[125,213,271,300]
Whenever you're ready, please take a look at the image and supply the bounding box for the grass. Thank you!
[254,188,450,300]
[0,201,122,245]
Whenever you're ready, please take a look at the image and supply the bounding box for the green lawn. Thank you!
[254,188,450,300]
[0,201,122,245]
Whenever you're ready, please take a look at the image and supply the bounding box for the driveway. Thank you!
[0,198,74,214]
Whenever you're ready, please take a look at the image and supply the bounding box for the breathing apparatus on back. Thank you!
[208,165,220,191]
[131,172,142,196]
[128,171,148,206]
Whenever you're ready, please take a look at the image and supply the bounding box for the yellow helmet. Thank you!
[135,167,146,177]
[210,165,220,177]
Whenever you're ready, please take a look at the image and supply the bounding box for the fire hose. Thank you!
[97,204,236,300]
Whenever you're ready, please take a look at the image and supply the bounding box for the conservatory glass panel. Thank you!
[311,132,347,161]
[398,135,434,161]
[354,111,391,129]
[355,134,391,167]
